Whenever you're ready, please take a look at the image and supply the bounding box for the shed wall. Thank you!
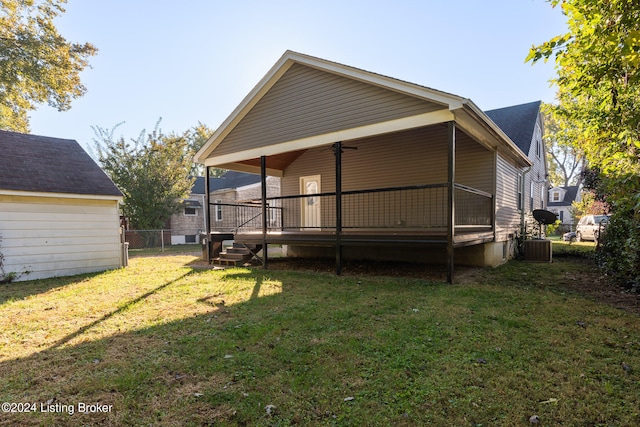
[0,195,122,281]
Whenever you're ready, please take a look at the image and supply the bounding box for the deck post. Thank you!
[261,155,268,269]
[447,122,456,284]
[204,166,212,264]
[334,141,342,275]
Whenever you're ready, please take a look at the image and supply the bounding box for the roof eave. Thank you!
[0,189,123,202]
[454,102,532,167]
[194,50,467,165]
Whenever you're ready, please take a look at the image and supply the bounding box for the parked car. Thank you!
[563,231,577,242]
[576,214,610,242]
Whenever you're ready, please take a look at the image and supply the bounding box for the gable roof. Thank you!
[484,101,542,155]
[0,130,123,199]
[195,50,531,173]
[191,171,262,194]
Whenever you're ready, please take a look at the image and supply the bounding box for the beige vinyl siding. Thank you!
[282,126,493,194]
[495,155,522,241]
[280,126,493,229]
[214,64,444,157]
[0,195,122,281]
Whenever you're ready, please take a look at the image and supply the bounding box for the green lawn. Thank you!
[0,246,638,426]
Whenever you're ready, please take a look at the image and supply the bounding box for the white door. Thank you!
[300,175,321,229]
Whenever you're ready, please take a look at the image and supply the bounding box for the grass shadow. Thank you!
[49,271,194,351]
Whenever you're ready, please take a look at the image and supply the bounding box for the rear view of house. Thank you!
[0,130,125,281]
[194,51,545,282]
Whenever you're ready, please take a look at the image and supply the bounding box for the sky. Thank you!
[28,0,568,151]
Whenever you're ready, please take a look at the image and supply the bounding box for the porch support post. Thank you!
[204,166,212,264]
[334,141,343,276]
[447,122,456,284]
[261,155,268,269]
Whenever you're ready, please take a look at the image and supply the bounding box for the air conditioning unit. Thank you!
[523,239,552,262]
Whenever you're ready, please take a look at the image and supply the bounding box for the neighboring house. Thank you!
[194,51,543,281]
[548,185,581,230]
[169,171,280,244]
[0,130,125,281]
[485,101,548,215]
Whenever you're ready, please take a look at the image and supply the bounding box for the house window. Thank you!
[530,181,534,211]
[184,207,197,216]
[215,199,223,221]
[185,235,197,243]
[517,174,523,211]
[552,192,560,202]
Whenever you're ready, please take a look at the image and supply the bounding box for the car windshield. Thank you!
[594,215,610,224]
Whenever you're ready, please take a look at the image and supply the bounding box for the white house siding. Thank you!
[495,154,522,242]
[0,194,122,281]
[525,121,547,212]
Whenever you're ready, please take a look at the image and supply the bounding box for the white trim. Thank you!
[215,163,285,177]
[202,110,454,167]
[0,189,122,202]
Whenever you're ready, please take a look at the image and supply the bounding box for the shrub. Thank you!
[596,211,640,291]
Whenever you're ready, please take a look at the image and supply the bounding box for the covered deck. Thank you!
[195,51,532,282]
[206,177,495,276]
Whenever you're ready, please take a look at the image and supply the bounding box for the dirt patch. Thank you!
[556,256,640,316]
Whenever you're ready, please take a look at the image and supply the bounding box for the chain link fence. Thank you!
[124,229,204,254]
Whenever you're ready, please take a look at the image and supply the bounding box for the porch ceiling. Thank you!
[220,150,307,175]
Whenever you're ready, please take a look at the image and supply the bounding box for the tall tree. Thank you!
[542,104,584,187]
[0,0,97,132]
[177,122,225,177]
[93,122,194,230]
[528,0,640,286]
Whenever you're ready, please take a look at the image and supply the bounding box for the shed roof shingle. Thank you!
[0,130,123,197]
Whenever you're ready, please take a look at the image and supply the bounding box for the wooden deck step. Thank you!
[214,243,263,266]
